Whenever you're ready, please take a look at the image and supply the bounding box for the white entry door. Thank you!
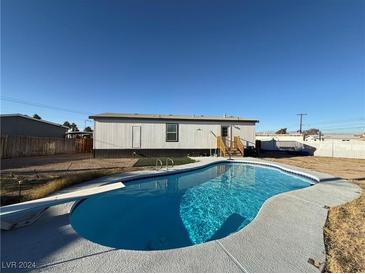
[132,126,141,148]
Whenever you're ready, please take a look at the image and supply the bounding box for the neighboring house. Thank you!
[256,133,365,159]
[65,131,93,139]
[0,114,68,138]
[89,113,259,157]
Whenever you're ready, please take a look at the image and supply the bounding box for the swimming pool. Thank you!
[70,162,313,251]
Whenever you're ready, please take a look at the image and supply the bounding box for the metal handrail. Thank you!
[223,136,252,144]
[155,159,163,170]
[166,158,174,170]
[238,137,255,147]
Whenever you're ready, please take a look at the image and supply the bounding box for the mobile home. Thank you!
[90,113,259,158]
[0,114,68,138]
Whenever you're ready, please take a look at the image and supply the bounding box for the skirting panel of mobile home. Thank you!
[93,149,213,158]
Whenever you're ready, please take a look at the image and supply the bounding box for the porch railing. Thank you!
[234,136,244,156]
[217,136,229,157]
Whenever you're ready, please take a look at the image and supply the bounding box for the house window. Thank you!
[166,123,179,142]
[221,126,228,137]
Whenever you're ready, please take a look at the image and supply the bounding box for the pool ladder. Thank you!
[166,158,174,170]
[155,159,163,170]
[155,158,174,171]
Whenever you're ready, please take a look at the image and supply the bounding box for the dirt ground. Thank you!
[0,153,137,181]
[0,153,138,205]
[260,152,365,273]
[260,152,365,182]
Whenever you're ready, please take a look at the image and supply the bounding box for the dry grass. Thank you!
[260,154,365,273]
[25,169,123,200]
[133,157,196,167]
[0,167,139,206]
[1,154,139,206]
[323,181,365,273]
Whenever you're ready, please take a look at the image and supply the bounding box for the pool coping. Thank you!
[0,157,319,217]
[1,157,362,273]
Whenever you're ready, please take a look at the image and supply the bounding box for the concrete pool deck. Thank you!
[0,157,361,272]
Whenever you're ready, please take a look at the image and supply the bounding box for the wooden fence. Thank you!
[0,135,93,159]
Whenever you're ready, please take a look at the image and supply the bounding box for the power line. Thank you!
[268,115,365,130]
[296,113,307,133]
[0,96,90,116]
[1,96,93,130]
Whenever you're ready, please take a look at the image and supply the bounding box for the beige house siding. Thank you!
[94,118,256,150]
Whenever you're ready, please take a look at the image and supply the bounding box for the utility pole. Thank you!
[84,119,92,130]
[297,113,307,133]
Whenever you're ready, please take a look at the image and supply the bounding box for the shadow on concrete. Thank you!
[1,211,78,272]
[319,177,344,182]
[1,208,119,272]
[258,151,307,159]
[35,248,118,271]
[351,177,365,181]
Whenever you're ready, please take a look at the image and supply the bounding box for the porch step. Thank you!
[228,149,243,156]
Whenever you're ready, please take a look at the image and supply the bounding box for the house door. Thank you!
[132,126,141,148]
[221,126,230,146]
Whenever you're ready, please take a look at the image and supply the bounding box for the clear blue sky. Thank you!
[1,0,364,132]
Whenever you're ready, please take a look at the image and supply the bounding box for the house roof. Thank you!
[89,113,259,123]
[0,114,69,129]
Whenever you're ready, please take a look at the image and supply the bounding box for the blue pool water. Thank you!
[70,163,313,250]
